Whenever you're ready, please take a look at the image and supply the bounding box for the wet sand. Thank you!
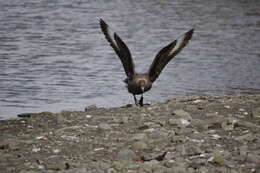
[0,94,259,173]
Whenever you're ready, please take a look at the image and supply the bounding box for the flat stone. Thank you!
[148,130,168,141]
[131,133,148,141]
[117,149,137,161]
[173,109,192,120]
[252,107,260,118]
[132,141,148,151]
[0,138,19,150]
[98,123,112,130]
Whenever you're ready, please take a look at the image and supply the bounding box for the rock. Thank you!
[252,107,260,118]
[239,145,248,157]
[98,161,111,170]
[185,105,198,112]
[117,149,137,161]
[169,118,190,127]
[98,123,112,130]
[85,105,97,111]
[131,133,148,141]
[221,117,238,131]
[56,113,66,123]
[132,141,148,151]
[107,168,117,173]
[148,129,168,141]
[46,159,70,170]
[64,167,87,173]
[113,161,129,171]
[209,152,225,166]
[173,109,192,120]
[139,160,165,172]
[247,153,260,164]
[0,137,19,150]
[235,133,256,142]
[191,119,208,131]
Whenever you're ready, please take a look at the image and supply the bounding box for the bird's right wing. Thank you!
[148,29,194,82]
[99,18,135,78]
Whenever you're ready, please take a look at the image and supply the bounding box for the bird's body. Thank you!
[99,18,194,106]
[124,74,152,95]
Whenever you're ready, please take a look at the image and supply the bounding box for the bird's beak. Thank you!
[141,86,145,93]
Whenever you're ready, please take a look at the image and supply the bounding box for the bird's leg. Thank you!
[133,94,139,106]
[139,93,144,107]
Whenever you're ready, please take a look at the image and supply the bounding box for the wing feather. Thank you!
[148,29,194,82]
[99,18,135,78]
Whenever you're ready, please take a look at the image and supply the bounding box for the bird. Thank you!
[99,18,194,106]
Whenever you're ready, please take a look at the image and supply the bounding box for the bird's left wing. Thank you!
[148,29,194,82]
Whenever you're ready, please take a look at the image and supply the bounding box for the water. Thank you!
[1,0,260,119]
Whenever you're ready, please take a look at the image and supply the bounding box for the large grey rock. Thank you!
[131,133,148,141]
[252,107,260,118]
[117,149,137,161]
[132,141,148,151]
[98,123,112,130]
[173,109,192,120]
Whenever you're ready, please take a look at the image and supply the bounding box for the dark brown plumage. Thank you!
[99,18,194,106]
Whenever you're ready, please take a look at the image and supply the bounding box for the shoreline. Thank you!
[0,94,259,172]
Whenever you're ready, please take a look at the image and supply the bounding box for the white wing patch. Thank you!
[168,33,186,56]
[107,25,119,49]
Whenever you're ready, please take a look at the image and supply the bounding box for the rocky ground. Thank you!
[0,94,260,173]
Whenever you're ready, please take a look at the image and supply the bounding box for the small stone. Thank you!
[117,149,137,161]
[221,117,238,131]
[32,147,41,153]
[98,123,112,130]
[186,105,198,112]
[252,107,260,118]
[132,141,148,151]
[169,118,190,127]
[107,168,117,173]
[85,105,97,111]
[239,145,248,156]
[209,152,225,165]
[131,133,148,141]
[211,134,221,140]
[235,133,255,142]
[56,113,66,123]
[247,153,260,164]
[53,149,61,154]
[239,108,245,112]
[148,130,168,141]
[173,109,192,120]
[47,161,69,170]
[0,138,19,150]
[99,161,111,170]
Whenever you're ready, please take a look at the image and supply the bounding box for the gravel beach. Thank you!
[0,94,259,173]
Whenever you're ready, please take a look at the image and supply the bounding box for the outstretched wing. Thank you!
[99,18,135,78]
[148,29,194,82]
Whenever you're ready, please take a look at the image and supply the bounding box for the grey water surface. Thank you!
[1,0,260,119]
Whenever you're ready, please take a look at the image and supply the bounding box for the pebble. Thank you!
[117,149,137,161]
[0,137,20,150]
[131,133,148,141]
[173,109,192,120]
[132,141,148,151]
[148,130,168,141]
[252,107,260,118]
[85,105,97,111]
[98,123,112,130]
